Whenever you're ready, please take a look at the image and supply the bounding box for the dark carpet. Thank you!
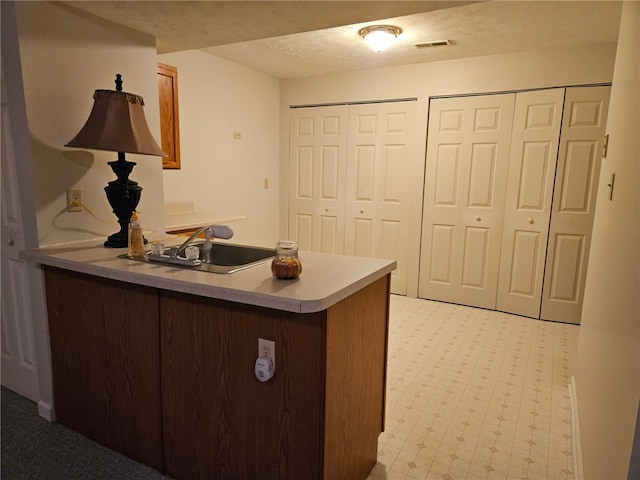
[1,387,172,480]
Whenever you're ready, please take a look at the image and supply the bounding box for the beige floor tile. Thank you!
[367,295,578,480]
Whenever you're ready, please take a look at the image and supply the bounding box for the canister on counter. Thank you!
[271,240,302,280]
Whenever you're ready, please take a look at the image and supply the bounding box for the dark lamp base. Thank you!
[104,231,147,249]
[103,152,148,249]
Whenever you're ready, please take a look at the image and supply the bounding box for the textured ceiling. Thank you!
[62,1,623,79]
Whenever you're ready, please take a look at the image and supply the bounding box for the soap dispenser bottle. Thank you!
[128,211,146,258]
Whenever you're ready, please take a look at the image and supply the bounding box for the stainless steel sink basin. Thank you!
[125,242,275,274]
[195,242,274,273]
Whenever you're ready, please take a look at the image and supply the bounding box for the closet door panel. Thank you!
[541,86,610,323]
[345,101,419,295]
[496,89,565,318]
[419,94,515,308]
[289,106,347,253]
[292,214,313,251]
[428,224,455,284]
[461,226,490,289]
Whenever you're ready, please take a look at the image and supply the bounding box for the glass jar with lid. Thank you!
[271,240,302,279]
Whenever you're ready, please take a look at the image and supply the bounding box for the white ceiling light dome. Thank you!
[358,25,402,52]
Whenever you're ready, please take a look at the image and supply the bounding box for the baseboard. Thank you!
[38,400,55,422]
[569,376,584,480]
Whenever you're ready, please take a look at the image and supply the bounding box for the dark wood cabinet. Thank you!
[44,266,389,480]
[44,267,164,471]
[158,62,181,170]
[160,293,326,479]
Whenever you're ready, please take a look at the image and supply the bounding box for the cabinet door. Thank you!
[541,86,610,323]
[496,89,565,318]
[344,101,419,295]
[157,62,181,170]
[419,94,515,308]
[289,105,348,253]
[160,292,325,480]
[44,267,164,472]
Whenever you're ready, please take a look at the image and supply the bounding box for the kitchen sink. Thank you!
[124,242,275,274]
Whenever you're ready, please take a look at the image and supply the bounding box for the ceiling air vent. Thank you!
[413,40,452,48]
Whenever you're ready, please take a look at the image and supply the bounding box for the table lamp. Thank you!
[65,74,165,248]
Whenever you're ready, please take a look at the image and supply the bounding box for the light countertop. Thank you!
[20,241,396,314]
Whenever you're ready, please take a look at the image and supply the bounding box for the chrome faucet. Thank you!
[176,224,234,256]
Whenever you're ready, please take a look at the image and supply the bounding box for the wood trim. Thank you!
[323,275,389,479]
[157,62,181,169]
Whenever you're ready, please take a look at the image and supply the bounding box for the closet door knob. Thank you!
[475,216,481,222]
[528,218,534,225]
[325,207,329,212]
[360,209,364,214]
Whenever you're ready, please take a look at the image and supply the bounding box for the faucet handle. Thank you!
[209,224,233,240]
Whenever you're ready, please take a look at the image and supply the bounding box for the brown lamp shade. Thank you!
[66,89,164,156]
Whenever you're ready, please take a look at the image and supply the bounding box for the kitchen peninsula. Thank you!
[21,242,395,480]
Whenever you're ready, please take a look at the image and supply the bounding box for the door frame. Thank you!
[1,1,54,420]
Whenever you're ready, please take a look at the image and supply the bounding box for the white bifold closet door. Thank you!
[418,94,515,309]
[289,105,348,254]
[495,88,565,318]
[344,102,418,295]
[420,87,609,323]
[288,101,419,295]
[540,86,610,324]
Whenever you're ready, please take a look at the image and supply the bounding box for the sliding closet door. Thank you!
[344,101,419,295]
[419,94,515,309]
[496,89,565,318]
[289,106,348,253]
[541,86,610,324]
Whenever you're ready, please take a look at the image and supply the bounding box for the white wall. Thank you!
[158,50,280,248]
[279,42,617,296]
[16,1,165,246]
[574,3,640,479]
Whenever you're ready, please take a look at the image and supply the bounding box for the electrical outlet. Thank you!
[258,338,275,369]
[67,188,83,212]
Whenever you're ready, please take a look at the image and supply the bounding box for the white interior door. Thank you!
[419,94,515,309]
[344,101,419,295]
[1,67,39,401]
[496,89,565,318]
[541,86,610,324]
[288,106,348,253]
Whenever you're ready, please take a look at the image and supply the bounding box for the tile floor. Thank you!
[367,295,579,480]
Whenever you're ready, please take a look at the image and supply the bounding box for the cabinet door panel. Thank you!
[160,292,325,480]
[44,267,163,472]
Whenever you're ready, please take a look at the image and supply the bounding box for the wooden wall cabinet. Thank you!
[158,62,181,169]
[44,266,389,480]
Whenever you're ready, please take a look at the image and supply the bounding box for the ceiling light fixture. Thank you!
[358,25,402,53]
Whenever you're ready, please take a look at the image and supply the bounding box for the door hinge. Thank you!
[602,134,609,158]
